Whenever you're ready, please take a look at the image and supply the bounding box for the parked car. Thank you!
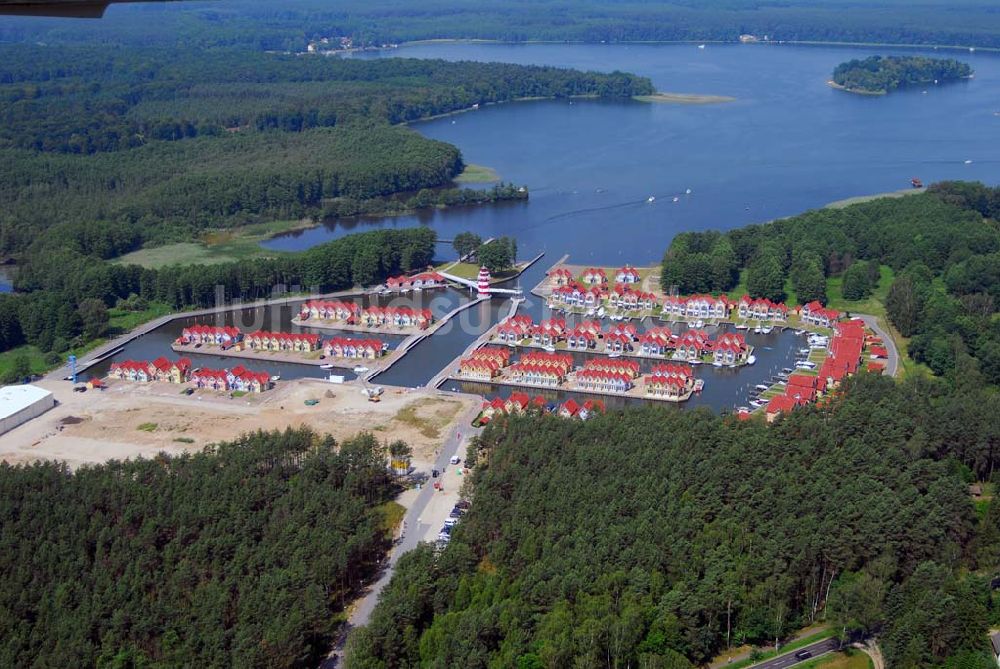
[449,455,461,465]
[455,500,471,510]
[431,469,440,478]
[444,518,457,528]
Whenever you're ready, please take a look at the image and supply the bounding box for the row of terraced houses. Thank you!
[762,318,885,422]
[297,302,434,329]
[492,315,751,364]
[177,325,386,359]
[109,357,274,393]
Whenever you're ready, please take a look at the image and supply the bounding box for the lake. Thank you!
[105,42,1000,407]
[264,42,1000,266]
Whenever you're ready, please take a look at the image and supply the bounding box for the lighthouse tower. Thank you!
[477,266,492,297]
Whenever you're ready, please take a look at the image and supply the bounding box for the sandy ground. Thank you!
[0,378,478,468]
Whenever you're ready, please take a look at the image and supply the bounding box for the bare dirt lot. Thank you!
[0,378,478,468]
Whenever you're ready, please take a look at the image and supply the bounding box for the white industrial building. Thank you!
[0,384,55,436]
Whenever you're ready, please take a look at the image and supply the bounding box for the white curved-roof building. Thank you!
[0,384,55,436]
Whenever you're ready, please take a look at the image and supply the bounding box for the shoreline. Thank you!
[826,80,886,96]
[397,37,1000,54]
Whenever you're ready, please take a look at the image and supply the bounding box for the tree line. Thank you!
[832,56,973,94]
[660,185,1000,386]
[0,427,405,668]
[4,0,1000,51]
[0,227,435,355]
[346,374,1000,669]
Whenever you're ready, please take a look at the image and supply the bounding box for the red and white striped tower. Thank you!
[477,266,492,297]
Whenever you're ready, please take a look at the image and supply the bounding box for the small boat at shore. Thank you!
[320,363,335,370]
[746,355,757,365]
[694,379,705,391]
[761,326,773,334]
[544,345,556,353]
[734,323,748,330]
[609,352,622,359]
[270,375,281,382]
[712,361,723,367]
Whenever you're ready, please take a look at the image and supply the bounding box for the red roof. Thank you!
[766,395,797,414]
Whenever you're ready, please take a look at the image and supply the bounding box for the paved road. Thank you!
[752,638,839,669]
[320,400,484,668]
[855,314,900,377]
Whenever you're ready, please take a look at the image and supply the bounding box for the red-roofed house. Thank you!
[766,395,797,422]
[800,301,840,328]
[615,265,641,284]
[582,268,608,285]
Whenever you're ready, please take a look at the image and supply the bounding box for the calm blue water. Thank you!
[265,42,1000,265]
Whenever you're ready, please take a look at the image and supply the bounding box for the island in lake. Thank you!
[830,55,973,95]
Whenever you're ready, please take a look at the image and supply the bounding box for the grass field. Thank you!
[454,163,500,183]
[115,219,306,269]
[797,649,873,669]
[393,398,464,439]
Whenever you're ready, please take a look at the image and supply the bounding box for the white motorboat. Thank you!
[673,196,680,203]
[734,323,749,330]
[544,345,556,353]
[755,384,769,391]
[609,352,622,359]
[586,308,596,316]
[712,361,723,367]
[685,187,693,194]
[597,306,606,317]
[753,326,762,333]
[694,319,704,328]
[746,355,756,365]
[689,359,703,365]
[320,363,336,370]
[270,375,281,382]
[761,326,773,334]
[647,196,656,203]
[697,44,706,50]
[694,379,705,391]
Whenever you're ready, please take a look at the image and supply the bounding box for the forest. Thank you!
[660,185,1000,386]
[0,226,436,354]
[831,56,973,94]
[0,427,406,668]
[345,374,1000,668]
[0,46,650,254]
[3,0,1000,51]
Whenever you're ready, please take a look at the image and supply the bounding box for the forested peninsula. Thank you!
[0,46,651,254]
[831,55,973,94]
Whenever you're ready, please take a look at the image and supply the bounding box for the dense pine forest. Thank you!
[831,56,973,94]
[0,428,404,667]
[0,46,651,254]
[661,184,1000,386]
[2,0,1000,50]
[345,375,1000,668]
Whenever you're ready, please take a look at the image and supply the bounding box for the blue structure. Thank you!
[68,354,77,384]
